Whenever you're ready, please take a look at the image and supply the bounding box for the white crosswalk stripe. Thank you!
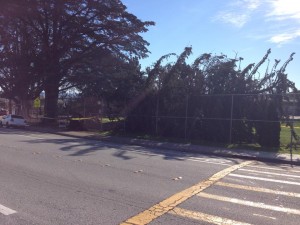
[229,173,300,185]
[197,192,300,215]
[0,204,17,216]
[164,162,300,224]
[169,207,251,225]
[238,168,300,178]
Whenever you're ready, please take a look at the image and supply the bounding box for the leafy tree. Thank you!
[0,8,42,115]
[74,52,145,118]
[0,0,154,119]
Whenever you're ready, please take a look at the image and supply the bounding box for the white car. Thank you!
[1,114,27,128]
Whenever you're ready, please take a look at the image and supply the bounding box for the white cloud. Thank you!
[215,12,248,28]
[229,0,261,10]
[265,0,300,45]
[267,0,300,20]
[214,0,261,28]
[214,0,300,45]
[269,30,300,45]
[244,0,261,10]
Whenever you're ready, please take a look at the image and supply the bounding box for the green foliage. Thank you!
[0,0,154,118]
[126,47,297,148]
[252,99,281,147]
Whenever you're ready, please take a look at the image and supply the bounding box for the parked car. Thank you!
[1,114,27,128]
[0,109,7,116]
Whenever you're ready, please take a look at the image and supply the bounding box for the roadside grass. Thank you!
[96,119,300,155]
[228,124,300,154]
[279,124,300,154]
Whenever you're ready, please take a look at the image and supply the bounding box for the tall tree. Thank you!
[0,0,154,119]
[0,11,42,115]
[73,52,145,117]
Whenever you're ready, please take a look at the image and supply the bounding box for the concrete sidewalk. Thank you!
[28,126,300,165]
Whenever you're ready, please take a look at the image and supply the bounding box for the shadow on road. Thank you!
[0,128,244,164]
[2,128,299,166]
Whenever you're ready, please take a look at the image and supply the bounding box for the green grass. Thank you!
[225,125,300,154]
[95,120,300,155]
[279,125,300,154]
[280,126,292,147]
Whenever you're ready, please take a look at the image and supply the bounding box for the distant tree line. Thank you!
[125,47,297,148]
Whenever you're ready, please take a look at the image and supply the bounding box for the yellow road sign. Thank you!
[33,97,40,108]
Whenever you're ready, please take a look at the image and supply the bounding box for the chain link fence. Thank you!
[22,93,300,150]
[125,93,300,149]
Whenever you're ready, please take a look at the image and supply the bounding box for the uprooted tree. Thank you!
[125,47,297,148]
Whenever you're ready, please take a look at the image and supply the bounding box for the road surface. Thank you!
[0,128,299,224]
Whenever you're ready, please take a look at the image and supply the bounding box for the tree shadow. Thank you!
[0,128,238,164]
[2,128,298,166]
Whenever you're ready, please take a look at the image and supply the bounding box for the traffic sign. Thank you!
[33,97,40,108]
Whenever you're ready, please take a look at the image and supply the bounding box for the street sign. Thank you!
[33,97,40,108]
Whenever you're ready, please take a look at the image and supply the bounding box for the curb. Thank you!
[27,126,300,165]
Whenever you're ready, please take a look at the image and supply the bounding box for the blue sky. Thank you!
[123,0,300,88]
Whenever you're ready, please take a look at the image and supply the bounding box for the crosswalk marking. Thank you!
[248,165,300,173]
[169,207,251,225]
[252,213,276,220]
[197,192,300,215]
[187,158,231,166]
[229,173,300,186]
[239,168,300,178]
[121,162,299,224]
[216,181,300,198]
[0,204,17,216]
[120,161,252,225]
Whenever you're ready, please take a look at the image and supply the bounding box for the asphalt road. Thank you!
[0,128,299,225]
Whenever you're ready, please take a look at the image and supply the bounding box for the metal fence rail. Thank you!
[124,93,300,149]
[20,93,300,150]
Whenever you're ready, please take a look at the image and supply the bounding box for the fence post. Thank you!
[123,98,126,134]
[184,95,189,141]
[229,94,234,144]
[83,98,86,118]
[155,94,159,136]
[289,93,296,160]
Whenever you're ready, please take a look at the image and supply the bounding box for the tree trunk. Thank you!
[20,99,30,119]
[44,76,60,123]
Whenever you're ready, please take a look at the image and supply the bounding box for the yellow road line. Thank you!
[229,174,300,186]
[239,168,300,178]
[197,192,300,215]
[169,207,251,225]
[216,181,300,198]
[120,161,252,225]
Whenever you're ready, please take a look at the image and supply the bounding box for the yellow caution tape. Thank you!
[70,117,96,121]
